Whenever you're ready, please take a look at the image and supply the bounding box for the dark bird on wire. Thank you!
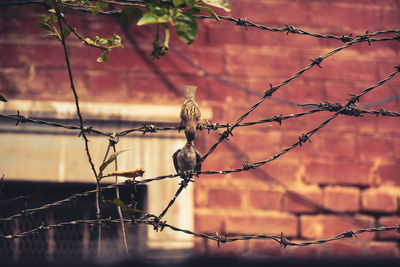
[172,141,202,177]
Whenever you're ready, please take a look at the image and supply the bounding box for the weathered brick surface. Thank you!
[323,186,360,213]
[1,0,400,259]
[361,187,398,213]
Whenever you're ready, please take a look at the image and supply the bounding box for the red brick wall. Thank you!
[1,0,400,259]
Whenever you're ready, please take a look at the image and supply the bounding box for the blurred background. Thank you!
[0,0,399,265]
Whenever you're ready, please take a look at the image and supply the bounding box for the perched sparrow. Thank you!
[172,141,202,176]
[180,85,201,142]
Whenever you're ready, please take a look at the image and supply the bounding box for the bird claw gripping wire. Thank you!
[179,171,195,187]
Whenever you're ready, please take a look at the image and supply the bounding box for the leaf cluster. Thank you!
[35,0,230,60]
[84,33,124,62]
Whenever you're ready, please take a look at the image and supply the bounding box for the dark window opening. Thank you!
[0,181,147,264]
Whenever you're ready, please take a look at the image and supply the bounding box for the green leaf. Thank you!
[113,34,121,45]
[185,0,196,7]
[96,52,108,63]
[173,0,185,6]
[103,198,143,213]
[194,5,221,22]
[98,150,128,179]
[62,26,71,38]
[35,21,55,32]
[96,1,109,9]
[0,95,7,102]
[175,12,198,44]
[96,37,108,45]
[202,0,231,12]
[120,6,142,25]
[137,9,170,25]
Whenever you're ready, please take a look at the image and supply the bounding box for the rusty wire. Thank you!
[1,215,399,251]
[2,103,399,137]
[0,2,400,252]
[1,67,399,224]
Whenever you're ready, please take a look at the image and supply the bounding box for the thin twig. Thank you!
[55,5,101,257]
[111,140,129,257]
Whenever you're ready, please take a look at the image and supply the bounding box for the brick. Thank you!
[375,161,400,186]
[357,135,394,160]
[263,161,299,187]
[207,188,242,208]
[205,76,250,101]
[281,132,356,160]
[300,214,375,240]
[0,43,64,68]
[286,241,323,258]
[366,241,400,258]
[248,239,283,258]
[284,79,327,103]
[127,74,178,101]
[156,46,224,75]
[304,161,372,186]
[324,239,364,259]
[377,216,400,240]
[206,23,245,46]
[377,117,400,135]
[195,212,224,234]
[233,129,282,158]
[226,212,298,236]
[235,0,308,26]
[284,187,324,214]
[302,53,380,83]
[308,3,382,32]
[248,188,283,211]
[361,187,398,213]
[324,186,360,213]
[68,44,152,72]
[194,237,207,255]
[225,48,303,78]
[207,238,246,256]
[87,72,127,95]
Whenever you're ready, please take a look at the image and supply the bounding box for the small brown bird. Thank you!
[180,85,201,142]
[172,141,202,176]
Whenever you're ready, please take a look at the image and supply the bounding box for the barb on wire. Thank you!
[195,32,400,171]
[56,7,103,256]
[2,102,400,138]
[196,65,400,177]
[1,214,399,251]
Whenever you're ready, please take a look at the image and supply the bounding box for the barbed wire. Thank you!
[2,102,399,138]
[1,215,399,251]
[1,66,399,223]
[1,0,400,256]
